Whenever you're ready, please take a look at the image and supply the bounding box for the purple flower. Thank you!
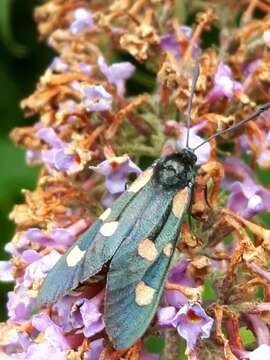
[0,261,13,282]
[23,250,61,289]
[243,59,261,90]
[26,150,42,165]
[160,26,193,58]
[168,259,200,287]
[6,250,61,321]
[256,150,270,169]
[32,313,69,351]
[52,296,77,332]
[246,314,270,346]
[239,125,270,169]
[157,306,177,327]
[177,122,210,165]
[25,227,75,248]
[223,157,255,186]
[227,179,270,218]
[0,324,31,355]
[243,59,261,77]
[101,192,119,209]
[79,62,92,76]
[7,287,36,322]
[6,251,61,322]
[69,8,93,35]
[38,127,64,148]
[91,155,141,207]
[97,56,135,96]
[15,344,67,360]
[13,313,69,360]
[21,250,42,264]
[50,57,69,73]
[84,338,104,360]
[206,63,243,103]
[81,85,112,112]
[77,290,105,337]
[52,290,105,335]
[172,303,214,350]
[165,259,201,308]
[248,344,270,360]
[37,127,85,173]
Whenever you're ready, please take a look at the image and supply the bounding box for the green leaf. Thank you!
[0,139,40,252]
[239,327,256,346]
[145,336,165,354]
[203,278,216,301]
[0,0,26,56]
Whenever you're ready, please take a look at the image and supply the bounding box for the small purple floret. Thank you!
[227,179,270,218]
[98,56,135,96]
[172,303,214,350]
[81,85,112,112]
[206,63,243,103]
[90,155,141,207]
[50,57,69,73]
[160,25,193,58]
[70,8,93,35]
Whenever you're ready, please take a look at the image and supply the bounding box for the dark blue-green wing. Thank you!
[38,168,154,305]
[105,187,191,350]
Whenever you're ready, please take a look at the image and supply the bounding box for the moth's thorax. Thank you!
[153,149,197,189]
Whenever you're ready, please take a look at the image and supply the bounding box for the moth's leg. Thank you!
[203,183,212,209]
[187,182,195,215]
[186,183,198,238]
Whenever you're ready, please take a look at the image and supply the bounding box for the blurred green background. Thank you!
[0,0,53,320]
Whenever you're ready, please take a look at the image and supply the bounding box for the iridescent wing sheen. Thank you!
[38,168,154,305]
[105,187,192,350]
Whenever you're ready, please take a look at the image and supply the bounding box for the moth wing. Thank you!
[38,168,154,305]
[81,169,155,281]
[105,187,191,350]
[38,220,102,305]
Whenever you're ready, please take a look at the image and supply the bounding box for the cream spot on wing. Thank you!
[172,188,189,218]
[138,239,158,261]
[99,221,118,237]
[127,168,153,193]
[135,281,156,306]
[163,243,173,257]
[66,246,86,267]
[99,208,111,221]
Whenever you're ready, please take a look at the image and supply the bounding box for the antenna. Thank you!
[186,57,200,148]
[192,103,270,152]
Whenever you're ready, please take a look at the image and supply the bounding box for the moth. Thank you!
[38,60,270,350]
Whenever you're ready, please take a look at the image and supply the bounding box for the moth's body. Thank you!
[39,148,197,349]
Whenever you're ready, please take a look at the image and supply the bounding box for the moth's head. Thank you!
[180,147,197,165]
[153,149,197,189]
